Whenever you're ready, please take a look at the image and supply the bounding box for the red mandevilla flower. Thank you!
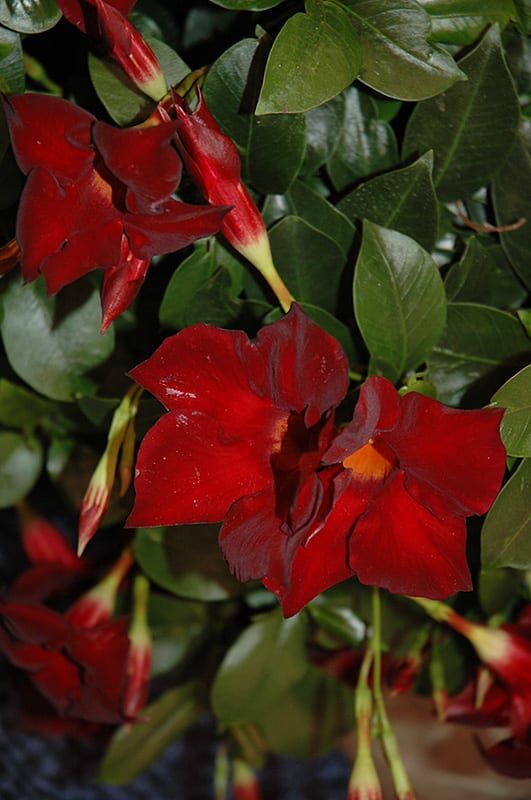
[3,93,227,330]
[128,307,506,617]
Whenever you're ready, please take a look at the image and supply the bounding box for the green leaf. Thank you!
[159,243,241,330]
[338,152,439,252]
[256,0,360,114]
[478,567,523,616]
[265,180,354,254]
[1,277,115,402]
[326,87,398,192]
[0,431,43,507]
[418,0,516,45]
[0,25,24,94]
[46,436,75,481]
[204,38,306,194]
[308,604,365,648]
[403,26,520,201]
[148,593,208,677]
[354,221,446,381]
[427,303,531,405]
[89,38,188,126]
[482,458,531,569]
[0,0,60,33]
[99,683,200,785]
[0,379,57,430]
[444,238,527,309]
[339,0,465,100]
[211,609,309,727]
[492,123,531,290]
[134,525,241,601]
[209,0,283,9]
[268,216,345,312]
[491,365,531,457]
[301,95,346,174]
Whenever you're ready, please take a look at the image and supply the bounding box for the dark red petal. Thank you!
[93,121,181,209]
[446,680,510,727]
[100,240,150,331]
[30,650,83,716]
[0,603,69,646]
[219,490,287,583]
[256,304,349,426]
[124,199,227,259]
[348,471,472,598]
[385,393,506,518]
[323,377,401,464]
[10,564,84,603]
[477,737,531,779]
[3,94,94,181]
[56,0,136,33]
[17,169,123,288]
[128,408,281,527]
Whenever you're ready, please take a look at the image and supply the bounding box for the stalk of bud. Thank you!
[122,574,152,720]
[67,548,134,628]
[429,633,448,722]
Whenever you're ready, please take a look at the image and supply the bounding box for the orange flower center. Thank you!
[342,438,395,482]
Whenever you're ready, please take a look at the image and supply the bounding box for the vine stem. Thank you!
[371,588,416,800]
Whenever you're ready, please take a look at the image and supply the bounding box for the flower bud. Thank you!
[122,574,152,720]
[18,502,80,570]
[67,548,134,628]
[232,759,262,800]
[348,684,382,800]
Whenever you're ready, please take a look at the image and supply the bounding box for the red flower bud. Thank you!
[18,503,80,571]
[232,759,262,800]
[67,549,134,628]
[122,575,152,720]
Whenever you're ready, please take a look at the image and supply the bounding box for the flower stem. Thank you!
[372,588,416,800]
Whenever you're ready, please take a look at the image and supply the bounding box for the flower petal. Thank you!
[124,198,228,259]
[348,471,471,598]
[56,0,136,33]
[323,377,401,464]
[100,240,150,331]
[4,94,94,181]
[128,408,281,527]
[256,304,349,426]
[0,603,69,647]
[477,736,531,779]
[92,120,181,209]
[385,393,506,518]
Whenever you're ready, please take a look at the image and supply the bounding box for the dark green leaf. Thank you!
[326,87,398,192]
[403,26,520,201]
[340,0,465,99]
[1,278,115,402]
[269,216,345,311]
[308,604,365,648]
[301,95,346,174]
[418,0,516,45]
[491,365,531,457]
[134,525,241,601]
[0,25,24,94]
[427,303,531,405]
[0,431,43,507]
[46,436,75,481]
[148,593,208,677]
[211,609,309,727]
[482,458,531,569]
[0,0,60,34]
[256,0,360,114]
[492,123,531,290]
[89,38,188,126]
[209,0,283,9]
[478,567,523,616]
[444,238,527,309]
[338,152,438,251]
[0,379,57,430]
[354,221,446,381]
[514,0,531,33]
[99,683,200,785]
[204,38,306,194]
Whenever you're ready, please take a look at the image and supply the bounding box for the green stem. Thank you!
[372,588,415,800]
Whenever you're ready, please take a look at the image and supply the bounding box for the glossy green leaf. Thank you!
[99,683,200,785]
[0,25,24,94]
[134,525,241,601]
[478,568,524,616]
[1,278,115,402]
[338,152,438,251]
[308,604,365,648]
[491,365,531,457]
[514,0,531,32]
[482,458,531,569]
[326,87,398,192]
[46,436,75,481]
[492,123,531,290]
[339,0,465,100]
[418,0,516,45]
[256,0,360,114]
[354,222,446,381]
[269,216,345,312]
[427,303,531,405]
[0,431,43,507]
[89,38,188,126]
[445,238,527,309]
[403,26,520,201]
[211,609,309,727]
[148,593,209,677]
[301,95,346,174]
[159,243,241,330]
[0,379,57,430]
[0,0,60,33]
[204,38,306,194]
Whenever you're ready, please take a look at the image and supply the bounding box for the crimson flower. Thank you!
[128,307,505,616]
[4,93,227,330]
